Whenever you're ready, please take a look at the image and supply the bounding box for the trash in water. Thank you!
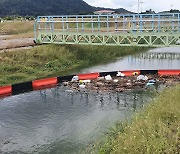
[105,75,112,81]
[117,72,125,77]
[65,74,180,93]
[97,77,105,81]
[63,82,69,86]
[79,84,86,89]
[137,75,148,81]
[80,80,91,83]
[126,82,132,86]
[113,79,119,83]
[65,90,74,93]
[72,76,79,81]
[148,79,156,83]
[146,82,155,86]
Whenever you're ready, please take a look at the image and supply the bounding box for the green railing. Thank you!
[34,13,180,46]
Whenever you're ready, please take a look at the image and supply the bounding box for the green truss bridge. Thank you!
[34,13,180,47]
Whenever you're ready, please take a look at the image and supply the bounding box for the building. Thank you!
[94,10,115,15]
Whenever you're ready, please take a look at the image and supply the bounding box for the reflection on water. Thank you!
[136,52,180,60]
[80,47,180,73]
[0,86,154,154]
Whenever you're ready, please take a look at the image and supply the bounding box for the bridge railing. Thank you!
[34,13,180,47]
[34,13,180,35]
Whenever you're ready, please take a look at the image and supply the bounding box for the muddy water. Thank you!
[0,47,179,154]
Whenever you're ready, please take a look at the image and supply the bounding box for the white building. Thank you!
[94,10,115,15]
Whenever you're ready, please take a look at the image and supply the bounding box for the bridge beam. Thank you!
[36,32,180,47]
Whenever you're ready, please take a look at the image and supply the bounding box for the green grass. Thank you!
[0,44,148,86]
[87,85,180,154]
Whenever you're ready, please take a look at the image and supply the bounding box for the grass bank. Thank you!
[0,44,148,86]
[87,85,180,154]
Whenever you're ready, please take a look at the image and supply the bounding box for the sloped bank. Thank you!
[85,85,180,154]
[0,44,148,86]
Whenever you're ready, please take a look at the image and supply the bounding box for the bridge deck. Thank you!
[34,13,180,47]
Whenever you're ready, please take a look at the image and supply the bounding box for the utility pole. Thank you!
[140,1,143,13]
[138,0,140,14]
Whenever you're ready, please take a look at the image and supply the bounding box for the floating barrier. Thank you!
[58,75,75,82]
[0,86,12,96]
[12,81,33,95]
[140,70,158,75]
[78,73,99,80]
[100,71,118,77]
[158,70,180,76]
[0,70,179,98]
[121,70,140,76]
[32,78,58,89]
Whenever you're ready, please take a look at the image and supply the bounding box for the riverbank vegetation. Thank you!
[0,44,148,86]
[87,85,180,154]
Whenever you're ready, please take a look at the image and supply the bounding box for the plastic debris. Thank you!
[96,82,104,86]
[63,82,69,86]
[105,75,112,81]
[126,82,132,86]
[137,75,148,81]
[79,84,86,88]
[97,77,105,81]
[72,76,79,81]
[64,74,179,93]
[65,90,74,93]
[113,79,119,83]
[117,72,125,77]
[146,82,155,86]
[79,80,83,84]
[148,79,156,83]
[80,80,91,83]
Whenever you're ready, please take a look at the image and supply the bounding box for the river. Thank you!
[79,47,180,73]
[0,47,179,154]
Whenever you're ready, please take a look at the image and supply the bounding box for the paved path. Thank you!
[0,35,35,50]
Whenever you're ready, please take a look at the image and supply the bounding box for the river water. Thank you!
[0,47,179,154]
[80,47,180,73]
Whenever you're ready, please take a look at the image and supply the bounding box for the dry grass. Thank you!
[0,21,34,39]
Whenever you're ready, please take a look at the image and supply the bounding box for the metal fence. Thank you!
[34,13,180,47]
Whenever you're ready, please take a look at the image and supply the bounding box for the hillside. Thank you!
[0,0,131,16]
